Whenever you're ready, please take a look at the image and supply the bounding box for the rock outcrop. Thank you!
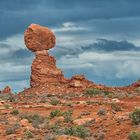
[25,24,55,52]
[24,24,103,94]
[0,86,11,94]
[20,23,140,94]
[25,24,67,88]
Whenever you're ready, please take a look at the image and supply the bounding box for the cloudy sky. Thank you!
[1,0,140,92]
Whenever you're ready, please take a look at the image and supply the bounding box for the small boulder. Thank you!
[73,118,94,125]
[57,135,82,140]
[20,119,34,131]
[1,86,11,94]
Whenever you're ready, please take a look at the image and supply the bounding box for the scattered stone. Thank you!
[73,118,94,125]
[57,135,82,140]
[20,119,34,131]
[112,98,120,103]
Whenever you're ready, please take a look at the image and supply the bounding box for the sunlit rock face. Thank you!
[24,24,55,52]
[24,24,67,87]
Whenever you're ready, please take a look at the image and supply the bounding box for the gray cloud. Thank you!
[1,0,140,91]
[0,42,33,83]
[1,0,140,39]
[81,39,140,52]
[50,39,140,59]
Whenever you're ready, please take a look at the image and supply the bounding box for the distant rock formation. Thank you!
[0,86,11,94]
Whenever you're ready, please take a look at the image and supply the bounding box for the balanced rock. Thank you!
[24,24,97,93]
[25,24,66,87]
[24,24,55,52]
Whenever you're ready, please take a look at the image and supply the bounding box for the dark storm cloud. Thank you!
[50,39,140,59]
[50,46,81,59]
[13,49,33,58]
[0,43,33,65]
[0,43,33,83]
[1,0,140,39]
[81,39,140,52]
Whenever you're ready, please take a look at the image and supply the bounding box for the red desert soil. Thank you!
[0,24,140,140]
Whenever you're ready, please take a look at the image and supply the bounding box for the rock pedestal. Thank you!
[31,50,65,87]
[25,24,66,87]
[24,24,97,94]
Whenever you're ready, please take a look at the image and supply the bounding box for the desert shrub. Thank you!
[63,110,73,123]
[111,103,122,112]
[97,109,106,116]
[23,114,44,123]
[40,98,47,103]
[96,132,105,140]
[107,94,114,98]
[11,109,19,115]
[103,90,111,96]
[85,88,101,96]
[24,130,34,139]
[50,110,63,118]
[13,123,21,130]
[50,98,60,105]
[49,120,65,135]
[50,123,60,133]
[129,108,140,125]
[5,127,15,135]
[65,125,91,138]
[66,103,73,107]
[135,88,140,93]
[20,113,44,128]
[9,96,16,102]
[45,133,57,140]
[4,104,10,109]
[86,101,93,105]
[128,131,140,140]
[0,94,15,102]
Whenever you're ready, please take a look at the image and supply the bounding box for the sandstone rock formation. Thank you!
[25,24,55,52]
[0,86,11,94]
[24,24,100,93]
[25,24,67,88]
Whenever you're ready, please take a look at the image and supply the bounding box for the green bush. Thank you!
[104,90,111,96]
[5,127,15,135]
[50,98,60,105]
[129,109,140,125]
[135,88,140,93]
[111,103,122,112]
[11,109,19,115]
[128,131,140,140]
[20,113,44,128]
[9,96,16,102]
[50,110,63,118]
[65,125,91,138]
[85,88,101,96]
[4,104,10,109]
[24,130,34,139]
[97,109,106,116]
[63,110,73,123]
